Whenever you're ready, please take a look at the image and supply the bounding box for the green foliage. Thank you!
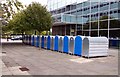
[2,0,24,21]
[7,10,30,34]
[41,31,47,35]
[6,2,52,35]
[23,2,52,34]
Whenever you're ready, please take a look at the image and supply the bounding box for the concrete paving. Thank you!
[1,40,118,75]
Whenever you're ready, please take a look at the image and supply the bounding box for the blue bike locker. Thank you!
[25,35,27,44]
[27,35,29,44]
[36,36,40,47]
[54,36,59,51]
[34,36,37,46]
[47,36,51,50]
[41,36,44,48]
[24,35,26,44]
[26,35,28,44]
[31,36,34,46]
[44,36,47,49]
[74,36,83,56]
[58,36,64,52]
[63,36,69,53]
[23,35,25,44]
[29,35,31,45]
[50,36,55,50]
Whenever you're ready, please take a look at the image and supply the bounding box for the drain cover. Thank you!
[19,67,29,71]
[2,52,6,54]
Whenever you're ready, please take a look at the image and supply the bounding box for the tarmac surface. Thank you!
[1,39,118,75]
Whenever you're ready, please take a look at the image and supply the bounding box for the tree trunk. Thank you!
[35,30,36,35]
[38,31,41,49]
[7,34,9,41]
[21,32,24,43]
[46,31,49,35]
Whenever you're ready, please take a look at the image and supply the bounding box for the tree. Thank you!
[7,2,52,35]
[1,0,24,23]
[23,2,52,34]
[7,10,30,35]
[1,0,24,38]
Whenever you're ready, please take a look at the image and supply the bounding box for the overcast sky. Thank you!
[19,0,47,6]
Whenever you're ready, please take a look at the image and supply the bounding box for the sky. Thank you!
[19,0,47,6]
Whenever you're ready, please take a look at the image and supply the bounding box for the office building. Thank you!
[47,0,120,38]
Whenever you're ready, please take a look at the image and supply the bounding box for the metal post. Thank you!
[108,0,110,40]
[82,0,83,35]
[98,0,100,37]
[65,0,67,35]
[75,24,77,36]
[70,0,72,36]
[89,0,91,36]
[70,25,71,35]
[65,25,66,35]
[75,0,77,36]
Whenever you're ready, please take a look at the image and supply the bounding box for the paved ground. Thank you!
[1,39,118,75]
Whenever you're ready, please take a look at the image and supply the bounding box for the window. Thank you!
[94,5,98,8]
[110,2,114,4]
[77,9,82,12]
[114,1,117,3]
[71,11,76,14]
[71,5,76,10]
[103,13,107,15]
[84,8,87,11]
[87,15,89,18]
[118,10,120,13]
[57,17,61,20]
[107,3,109,5]
[66,5,70,11]
[77,10,80,12]
[106,12,108,14]
[91,14,93,17]
[114,10,117,13]
[57,9,61,13]
[91,7,94,9]
[62,8,65,12]
[100,4,103,7]
[110,11,113,14]
[100,13,103,16]
[66,12,70,14]
[87,7,90,10]
[96,13,98,16]
[103,3,108,6]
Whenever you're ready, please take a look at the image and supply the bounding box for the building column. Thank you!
[65,25,66,35]
[89,0,91,36]
[75,24,77,36]
[108,0,110,39]
[70,25,71,36]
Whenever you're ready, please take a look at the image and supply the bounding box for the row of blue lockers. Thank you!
[109,38,120,48]
[23,35,85,56]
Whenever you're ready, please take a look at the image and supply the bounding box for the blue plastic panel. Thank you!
[63,36,69,53]
[31,36,34,46]
[36,36,40,47]
[54,36,59,51]
[47,36,51,50]
[29,35,31,45]
[74,36,82,56]
[41,36,44,48]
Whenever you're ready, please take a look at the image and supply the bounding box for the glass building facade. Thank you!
[47,0,120,38]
